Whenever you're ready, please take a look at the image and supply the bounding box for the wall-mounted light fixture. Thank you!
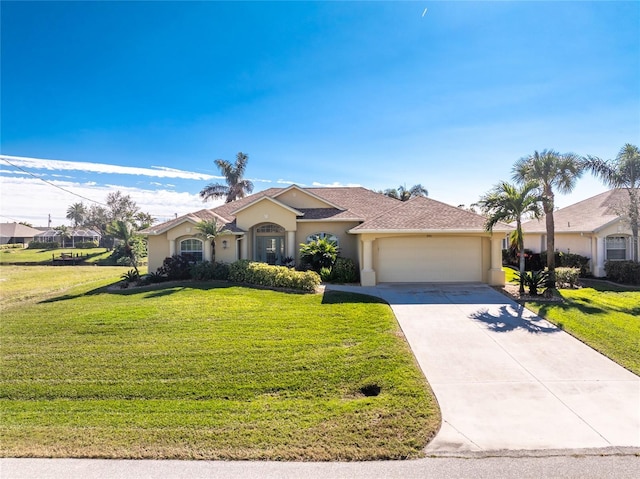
[222,240,228,249]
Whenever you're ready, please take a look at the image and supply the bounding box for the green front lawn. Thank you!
[0,266,439,460]
[0,247,112,265]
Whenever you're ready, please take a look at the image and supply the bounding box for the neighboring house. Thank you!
[141,185,511,286]
[521,189,637,277]
[0,223,43,246]
[34,228,102,247]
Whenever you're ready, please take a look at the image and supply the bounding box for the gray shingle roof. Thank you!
[0,222,43,238]
[142,186,508,235]
[521,189,635,234]
[351,196,512,232]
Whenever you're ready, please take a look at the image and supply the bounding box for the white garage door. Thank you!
[376,236,483,283]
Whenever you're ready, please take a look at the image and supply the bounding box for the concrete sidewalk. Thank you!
[327,283,640,453]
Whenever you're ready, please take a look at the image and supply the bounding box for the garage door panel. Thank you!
[376,237,482,283]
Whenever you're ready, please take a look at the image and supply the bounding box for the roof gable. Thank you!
[231,196,304,216]
[521,189,634,234]
[272,185,343,209]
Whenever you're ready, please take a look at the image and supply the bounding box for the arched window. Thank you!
[180,238,203,262]
[306,232,339,247]
[606,236,628,261]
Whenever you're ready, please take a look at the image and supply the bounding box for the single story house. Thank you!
[521,189,638,277]
[0,222,43,246]
[142,186,511,286]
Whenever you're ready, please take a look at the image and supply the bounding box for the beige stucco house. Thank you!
[142,186,510,286]
[521,189,638,277]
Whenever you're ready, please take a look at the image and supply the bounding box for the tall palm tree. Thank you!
[477,181,543,294]
[66,202,87,227]
[512,150,583,287]
[382,184,429,201]
[200,152,254,203]
[195,219,228,262]
[108,220,143,276]
[583,143,640,261]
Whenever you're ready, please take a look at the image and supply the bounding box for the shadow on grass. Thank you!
[470,305,561,334]
[321,290,388,305]
[38,280,321,304]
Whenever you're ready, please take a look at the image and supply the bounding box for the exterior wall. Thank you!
[235,201,297,231]
[147,234,170,273]
[214,234,239,263]
[274,189,331,209]
[295,221,360,263]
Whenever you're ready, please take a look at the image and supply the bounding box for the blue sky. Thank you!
[1,0,639,225]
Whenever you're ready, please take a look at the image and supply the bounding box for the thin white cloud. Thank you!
[276,179,305,186]
[0,175,209,225]
[1,154,221,181]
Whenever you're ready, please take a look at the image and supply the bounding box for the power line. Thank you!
[1,157,108,206]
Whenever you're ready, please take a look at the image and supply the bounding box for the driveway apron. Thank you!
[326,283,640,453]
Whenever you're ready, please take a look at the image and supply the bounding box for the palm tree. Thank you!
[66,202,87,227]
[583,143,640,261]
[108,220,143,276]
[54,225,71,248]
[477,181,543,294]
[200,152,254,203]
[195,219,228,262]
[512,150,583,288]
[382,184,428,201]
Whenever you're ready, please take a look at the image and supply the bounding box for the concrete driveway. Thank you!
[326,283,640,453]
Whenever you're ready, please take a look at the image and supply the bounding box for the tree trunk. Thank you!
[518,221,526,295]
[544,188,556,289]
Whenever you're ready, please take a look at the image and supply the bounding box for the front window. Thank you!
[306,232,339,247]
[180,238,203,262]
[606,236,627,261]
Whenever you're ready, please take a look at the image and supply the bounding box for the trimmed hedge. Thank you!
[0,243,24,250]
[229,260,320,292]
[191,261,230,281]
[555,267,580,289]
[605,261,640,285]
[75,241,99,249]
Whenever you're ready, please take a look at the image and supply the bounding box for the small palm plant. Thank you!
[299,238,338,272]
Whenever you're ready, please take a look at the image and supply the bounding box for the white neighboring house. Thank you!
[521,189,638,277]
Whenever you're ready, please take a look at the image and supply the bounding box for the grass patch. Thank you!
[524,283,640,375]
[0,248,113,265]
[0,267,439,460]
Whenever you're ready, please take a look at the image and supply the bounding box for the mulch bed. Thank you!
[493,283,565,304]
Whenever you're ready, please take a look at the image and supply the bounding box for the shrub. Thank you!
[319,267,333,282]
[541,251,591,276]
[515,269,549,296]
[605,261,640,285]
[0,243,25,250]
[158,255,192,280]
[74,241,99,249]
[228,260,320,292]
[331,257,359,283]
[120,269,140,283]
[190,261,230,281]
[299,238,338,272]
[555,267,580,289]
[28,241,59,250]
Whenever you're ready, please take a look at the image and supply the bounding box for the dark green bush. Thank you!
[541,251,591,276]
[228,260,320,292]
[605,261,640,285]
[191,261,230,281]
[331,257,359,283]
[75,241,99,249]
[158,255,193,280]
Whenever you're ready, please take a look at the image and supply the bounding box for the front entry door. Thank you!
[256,236,284,264]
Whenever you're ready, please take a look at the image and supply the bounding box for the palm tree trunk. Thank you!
[544,190,556,289]
[517,220,526,295]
